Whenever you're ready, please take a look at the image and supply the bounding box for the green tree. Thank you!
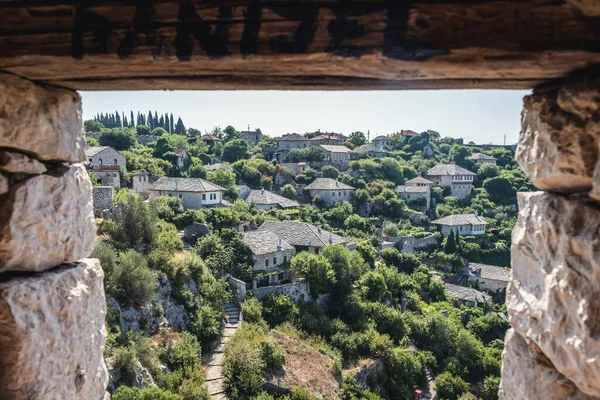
[104,190,158,253]
[359,271,387,301]
[152,127,169,136]
[107,250,157,306]
[322,165,340,179]
[224,125,241,141]
[444,230,457,254]
[261,293,299,327]
[99,128,137,150]
[175,117,186,134]
[483,176,515,203]
[352,188,370,211]
[188,162,207,179]
[349,131,366,146]
[136,125,151,136]
[281,184,297,200]
[222,139,250,163]
[84,119,104,132]
[482,375,500,400]
[290,252,336,298]
[321,245,354,296]
[261,176,273,190]
[207,169,236,189]
[381,248,420,274]
[435,372,469,400]
[426,129,441,142]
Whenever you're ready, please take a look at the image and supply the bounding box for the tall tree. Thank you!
[123,115,128,128]
[170,113,174,133]
[147,110,153,129]
[130,111,135,127]
[164,113,170,131]
[175,117,186,134]
[444,230,457,254]
[159,114,165,129]
[154,111,159,128]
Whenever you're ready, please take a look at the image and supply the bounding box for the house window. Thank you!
[139,177,142,182]
[113,173,117,178]
[202,194,206,200]
[339,191,341,196]
[283,256,287,263]
[98,158,103,165]
[114,158,118,164]
[178,194,182,199]
[273,256,277,265]
[265,259,269,267]
[333,192,336,197]
[344,191,347,196]
[314,248,319,255]
[278,272,284,280]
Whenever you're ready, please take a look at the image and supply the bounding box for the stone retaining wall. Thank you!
[251,280,310,303]
[93,186,114,218]
[0,73,107,399]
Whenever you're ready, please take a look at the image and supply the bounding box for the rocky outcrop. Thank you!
[499,330,596,400]
[516,74,599,194]
[0,162,95,272]
[0,73,86,162]
[508,192,600,397]
[0,259,108,400]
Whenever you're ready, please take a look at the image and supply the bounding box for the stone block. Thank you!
[0,163,95,272]
[499,329,596,400]
[516,75,599,194]
[0,259,108,400]
[0,73,86,162]
[509,192,600,397]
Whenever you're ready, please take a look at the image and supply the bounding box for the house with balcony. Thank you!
[427,164,476,199]
[431,213,487,237]
[148,177,227,209]
[85,146,126,189]
[305,178,355,205]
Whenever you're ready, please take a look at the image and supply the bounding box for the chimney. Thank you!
[174,180,178,191]
[335,180,339,187]
[474,210,478,216]
[317,227,321,234]
[261,187,265,195]
[329,234,333,244]
[277,238,282,252]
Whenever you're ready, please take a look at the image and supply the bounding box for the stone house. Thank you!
[243,230,296,272]
[305,178,355,205]
[199,134,222,146]
[431,213,487,237]
[319,144,352,163]
[353,143,390,158]
[371,135,391,149]
[468,152,497,165]
[148,177,226,209]
[426,163,476,199]
[131,171,157,198]
[85,146,127,189]
[243,188,299,210]
[444,283,491,307]
[399,129,419,141]
[85,146,126,168]
[258,220,349,254]
[309,132,348,145]
[465,262,511,291]
[241,130,262,147]
[396,185,431,209]
[405,176,434,188]
[278,133,311,150]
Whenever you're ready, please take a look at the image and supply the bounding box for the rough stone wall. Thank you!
[94,170,121,189]
[500,72,600,400]
[93,186,114,218]
[0,72,107,399]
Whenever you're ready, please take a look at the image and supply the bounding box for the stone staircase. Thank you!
[205,302,241,400]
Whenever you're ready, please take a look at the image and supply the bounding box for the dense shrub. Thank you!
[260,340,286,372]
[435,372,470,400]
[107,250,157,306]
[261,293,299,327]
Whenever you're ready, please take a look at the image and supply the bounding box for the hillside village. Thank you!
[85,114,530,400]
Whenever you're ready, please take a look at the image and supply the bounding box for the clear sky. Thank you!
[81,90,529,144]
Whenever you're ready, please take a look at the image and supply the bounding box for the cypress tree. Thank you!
[164,113,170,130]
[159,114,165,129]
[444,230,457,254]
[175,117,186,134]
[170,113,174,133]
[131,111,135,127]
[147,110,153,129]
[154,111,159,127]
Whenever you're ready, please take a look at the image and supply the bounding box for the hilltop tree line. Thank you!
[89,110,186,134]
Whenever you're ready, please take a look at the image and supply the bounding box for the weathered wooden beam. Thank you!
[0,0,598,90]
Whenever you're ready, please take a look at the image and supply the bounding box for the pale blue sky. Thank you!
[81,90,529,144]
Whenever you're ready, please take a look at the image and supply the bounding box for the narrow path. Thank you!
[204,302,241,400]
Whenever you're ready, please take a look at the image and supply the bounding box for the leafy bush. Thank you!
[107,250,157,306]
[435,371,470,400]
[242,298,265,325]
[322,165,340,179]
[281,184,297,200]
[261,293,299,327]
[382,221,399,236]
[91,241,119,281]
[290,252,336,298]
[223,326,265,398]
[188,305,222,350]
[112,386,183,400]
[381,248,420,274]
[260,340,286,372]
